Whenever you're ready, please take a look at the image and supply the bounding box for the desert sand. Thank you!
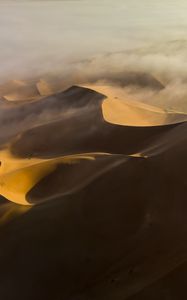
[0,80,187,300]
[83,84,187,126]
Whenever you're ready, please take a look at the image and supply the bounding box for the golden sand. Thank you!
[0,149,110,205]
[82,84,187,126]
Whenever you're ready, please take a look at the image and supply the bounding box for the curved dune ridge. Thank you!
[83,84,187,126]
[0,80,187,300]
[0,149,112,205]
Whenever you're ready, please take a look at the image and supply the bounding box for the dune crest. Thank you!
[82,84,187,126]
[0,149,110,205]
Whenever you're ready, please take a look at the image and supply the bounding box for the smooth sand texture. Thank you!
[83,84,187,126]
[0,149,109,205]
[0,84,187,300]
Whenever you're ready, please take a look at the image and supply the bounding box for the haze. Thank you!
[0,0,187,82]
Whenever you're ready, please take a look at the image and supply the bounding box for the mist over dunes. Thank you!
[1,1,187,300]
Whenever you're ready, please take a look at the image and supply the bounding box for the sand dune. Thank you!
[83,84,187,126]
[0,149,112,205]
[0,78,56,101]
[0,79,40,101]
[0,85,182,206]
[0,82,187,300]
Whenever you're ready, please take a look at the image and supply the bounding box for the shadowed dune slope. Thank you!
[0,85,106,145]
[6,85,180,158]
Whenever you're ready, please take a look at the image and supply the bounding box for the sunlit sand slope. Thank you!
[0,150,112,205]
[83,84,187,126]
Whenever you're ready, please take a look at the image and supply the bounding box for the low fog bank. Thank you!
[1,1,187,111]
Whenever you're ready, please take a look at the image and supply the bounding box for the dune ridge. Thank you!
[0,149,112,205]
[83,84,187,126]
